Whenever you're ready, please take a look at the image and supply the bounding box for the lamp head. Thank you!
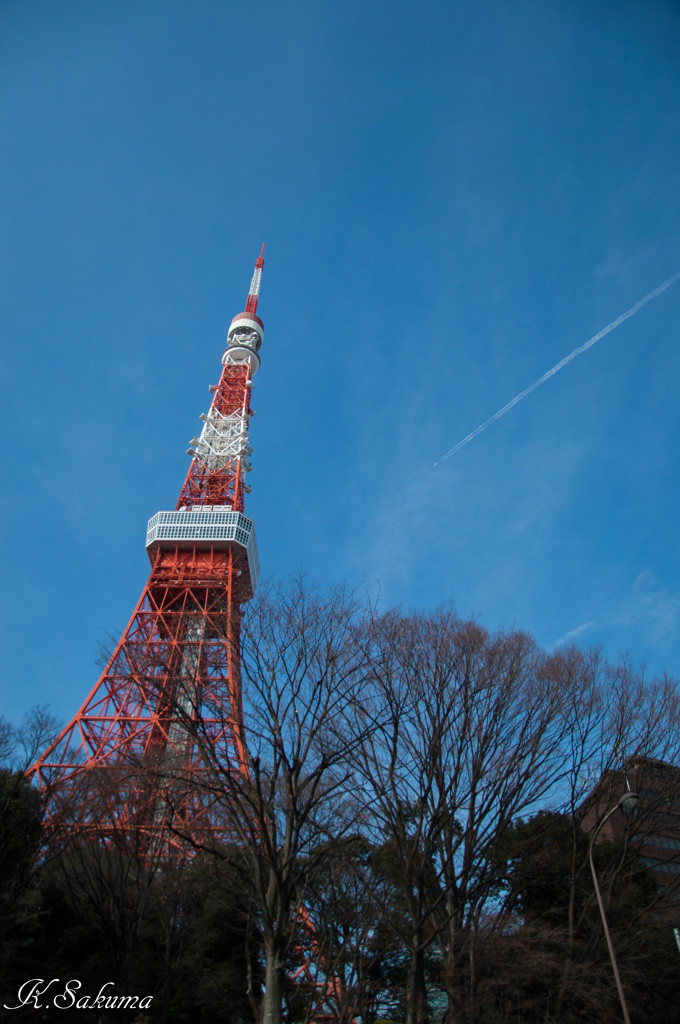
[618,791,640,813]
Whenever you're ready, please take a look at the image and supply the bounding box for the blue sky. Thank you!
[2,0,680,726]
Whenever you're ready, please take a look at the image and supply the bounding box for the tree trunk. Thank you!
[261,943,283,1024]
[406,945,430,1024]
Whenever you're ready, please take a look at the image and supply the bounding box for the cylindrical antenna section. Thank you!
[225,245,266,373]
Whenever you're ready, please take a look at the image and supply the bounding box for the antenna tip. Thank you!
[256,243,265,267]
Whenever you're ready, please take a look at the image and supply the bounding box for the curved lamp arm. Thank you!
[588,791,639,1024]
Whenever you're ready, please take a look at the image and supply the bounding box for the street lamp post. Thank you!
[588,791,640,1024]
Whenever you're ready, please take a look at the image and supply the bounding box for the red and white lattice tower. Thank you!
[29,247,267,854]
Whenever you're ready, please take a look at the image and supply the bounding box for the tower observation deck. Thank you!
[29,247,268,856]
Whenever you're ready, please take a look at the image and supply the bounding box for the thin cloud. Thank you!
[550,571,680,655]
[550,621,598,650]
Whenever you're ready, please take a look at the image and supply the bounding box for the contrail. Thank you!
[435,269,680,465]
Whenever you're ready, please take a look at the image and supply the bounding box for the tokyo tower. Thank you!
[29,247,267,855]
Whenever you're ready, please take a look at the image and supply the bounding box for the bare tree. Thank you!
[0,705,61,773]
[533,653,680,1021]
[49,829,160,988]
[174,576,371,1024]
[348,608,680,1024]
[348,610,633,1024]
[294,838,404,1024]
[0,717,15,769]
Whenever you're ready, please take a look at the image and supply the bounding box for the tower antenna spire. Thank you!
[245,243,265,316]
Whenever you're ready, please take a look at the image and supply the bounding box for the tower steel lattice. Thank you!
[29,248,267,856]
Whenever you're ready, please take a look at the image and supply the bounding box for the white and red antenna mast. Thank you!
[245,242,265,316]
